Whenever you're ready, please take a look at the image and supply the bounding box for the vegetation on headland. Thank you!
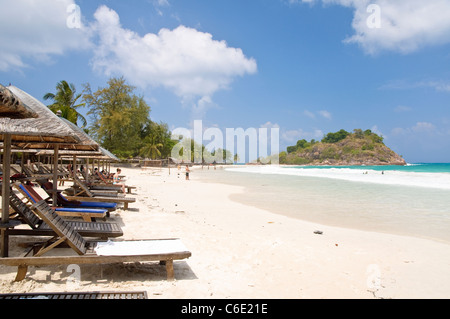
[280,129,406,166]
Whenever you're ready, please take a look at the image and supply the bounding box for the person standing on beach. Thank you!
[185,165,190,180]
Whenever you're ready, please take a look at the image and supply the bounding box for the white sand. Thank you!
[1,166,450,299]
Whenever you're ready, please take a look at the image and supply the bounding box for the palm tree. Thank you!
[44,80,87,127]
[140,135,164,160]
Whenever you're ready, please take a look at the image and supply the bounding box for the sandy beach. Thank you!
[1,166,450,299]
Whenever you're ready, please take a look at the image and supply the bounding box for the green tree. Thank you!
[44,80,87,127]
[140,121,176,159]
[322,129,349,143]
[278,151,287,164]
[83,77,151,158]
[140,136,163,159]
[287,145,298,154]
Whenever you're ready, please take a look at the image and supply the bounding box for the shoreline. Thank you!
[194,165,450,245]
[0,166,449,298]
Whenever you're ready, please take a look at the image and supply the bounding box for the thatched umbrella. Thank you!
[4,86,101,210]
[4,86,97,151]
[0,84,38,119]
[0,85,83,256]
[65,146,120,177]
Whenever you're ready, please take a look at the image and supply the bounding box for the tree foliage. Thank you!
[82,77,175,159]
[321,129,350,144]
[287,138,318,154]
[44,80,87,128]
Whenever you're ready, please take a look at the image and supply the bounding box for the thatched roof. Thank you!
[37,146,119,162]
[35,149,103,156]
[0,84,38,119]
[57,115,100,150]
[97,146,120,162]
[0,117,77,145]
[0,86,98,151]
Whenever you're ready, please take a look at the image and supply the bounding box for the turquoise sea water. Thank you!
[194,164,450,244]
[290,163,450,173]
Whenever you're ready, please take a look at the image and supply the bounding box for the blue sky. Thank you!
[1,0,450,163]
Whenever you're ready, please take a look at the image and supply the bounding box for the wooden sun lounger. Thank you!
[15,184,108,222]
[0,200,191,282]
[8,192,123,239]
[64,195,135,210]
[72,175,123,197]
[92,172,136,194]
[90,184,136,194]
[65,176,136,210]
[40,181,117,211]
[0,291,148,299]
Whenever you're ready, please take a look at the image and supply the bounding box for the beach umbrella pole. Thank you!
[52,145,59,205]
[1,134,11,257]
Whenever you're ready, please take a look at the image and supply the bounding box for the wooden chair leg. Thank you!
[165,260,174,281]
[82,215,92,222]
[15,265,28,282]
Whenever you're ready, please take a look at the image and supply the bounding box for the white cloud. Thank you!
[1,3,257,118]
[381,79,450,93]
[260,121,280,129]
[291,0,450,54]
[303,109,332,120]
[394,105,412,113]
[319,110,332,119]
[91,5,257,111]
[152,0,170,16]
[303,110,316,119]
[391,122,437,136]
[281,128,323,143]
[0,0,91,72]
[419,81,450,93]
[156,0,170,6]
[412,122,436,133]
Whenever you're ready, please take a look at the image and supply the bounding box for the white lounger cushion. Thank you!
[94,239,189,256]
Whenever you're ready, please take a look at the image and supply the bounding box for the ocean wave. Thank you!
[225,165,450,190]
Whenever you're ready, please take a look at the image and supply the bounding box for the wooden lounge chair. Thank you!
[90,184,137,194]
[95,170,113,183]
[0,291,148,299]
[65,175,136,210]
[40,181,117,211]
[7,191,123,239]
[71,174,122,197]
[0,200,191,281]
[92,171,136,194]
[15,183,108,222]
[63,195,135,211]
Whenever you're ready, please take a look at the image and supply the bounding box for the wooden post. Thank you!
[52,145,59,205]
[84,158,89,183]
[165,259,174,281]
[1,134,11,223]
[1,134,11,257]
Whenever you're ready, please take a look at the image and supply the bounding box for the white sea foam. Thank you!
[225,165,450,190]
